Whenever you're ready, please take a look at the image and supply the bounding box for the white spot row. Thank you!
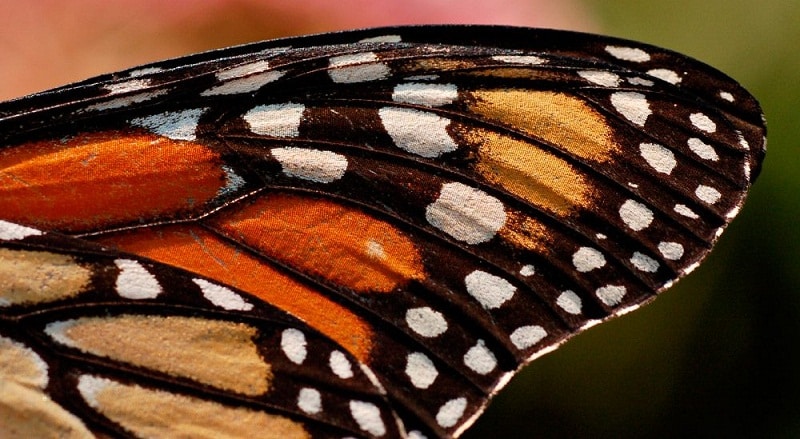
[280,329,356,380]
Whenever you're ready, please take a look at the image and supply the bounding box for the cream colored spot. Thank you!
[572,247,606,272]
[0,220,42,240]
[202,69,284,96]
[519,265,535,276]
[329,52,390,83]
[131,108,205,141]
[436,397,467,428]
[464,270,516,309]
[425,182,506,244]
[297,388,322,415]
[379,107,458,158]
[114,259,162,299]
[77,375,309,439]
[45,315,271,396]
[640,143,676,174]
[406,307,448,338]
[281,328,307,365]
[658,241,684,260]
[0,336,48,389]
[687,138,719,161]
[329,351,354,379]
[604,46,651,62]
[392,82,458,107]
[719,91,735,102]
[557,291,582,315]
[578,70,621,87]
[596,285,626,306]
[510,325,547,349]
[619,199,654,231]
[349,400,386,436]
[271,147,348,183]
[0,380,93,439]
[630,252,659,272]
[405,352,438,389]
[647,69,681,84]
[690,113,717,133]
[695,185,721,204]
[463,339,497,375]
[245,103,305,137]
[611,92,651,126]
[491,55,546,65]
[0,248,91,306]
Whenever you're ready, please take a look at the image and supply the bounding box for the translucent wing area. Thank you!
[0,25,765,438]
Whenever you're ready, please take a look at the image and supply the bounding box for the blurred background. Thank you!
[0,1,795,438]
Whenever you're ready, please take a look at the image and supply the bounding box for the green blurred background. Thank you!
[1,1,796,438]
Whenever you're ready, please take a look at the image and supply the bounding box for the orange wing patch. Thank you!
[0,131,227,233]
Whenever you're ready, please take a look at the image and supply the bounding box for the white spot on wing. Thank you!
[695,185,721,204]
[658,241,684,260]
[425,182,506,244]
[436,397,467,428]
[349,400,386,436]
[491,55,546,65]
[719,91,735,102]
[280,328,307,365]
[519,264,535,276]
[329,52,390,83]
[639,143,676,174]
[611,92,651,126]
[605,46,651,62]
[688,138,719,161]
[572,247,606,272]
[244,103,305,137]
[674,204,699,219]
[0,221,42,240]
[464,270,516,309]
[85,90,169,112]
[271,147,348,183]
[596,285,627,306]
[647,68,682,84]
[104,79,150,94]
[297,388,322,414]
[114,259,162,299]
[202,70,284,96]
[329,351,354,379]
[192,278,252,311]
[510,325,547,350]
[359,35,402,43]
[463,339,497,375]
[690,113,717,133]
[630,252,659,272]
[578,70,621,87]
[406,307,448,338]
[405,352,438,389]
[379,107,458,157]
[0,336,49,388]
[131,108,205,141]
[556,291,582,315]
[619,199,654,231]
[77,375,110,408]
[392,82,458,107]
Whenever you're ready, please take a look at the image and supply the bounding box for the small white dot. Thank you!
[630,252,659,273]
[619,199,654,231]
[463,339,497,375]
[464,270,516,309]
[192,278,252,311]
[491,55,546,65]
[297,388,322,414]
[719,91,735,102]
[674,204,699,219]
[329,52,390,83]
[596,285,627,306]
[392,82,458,107]
[647,68,682,84]
[349,400,386,436]
[687,138,719,161]
[695,185,722,204]
[406,307,448,338]
[281,328,307,365]
[658,242,684,260]
[639,143,676,174]
[329,351,354,379]
[578,70,621,87]
[611,92,651,126]
[690,113,717,133]
[596,233,607,240]
[405,352,438,389]
[510,325,547,349]
[519,265,535,276]
[572,247,606,273]
[436,397,468,428]
[557,291,582,315]
[605,45,651,62]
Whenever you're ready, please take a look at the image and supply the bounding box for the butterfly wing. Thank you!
[0,25,765,438]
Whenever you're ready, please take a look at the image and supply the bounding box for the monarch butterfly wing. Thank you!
[0,25,765,438]
[0,230,406,438]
